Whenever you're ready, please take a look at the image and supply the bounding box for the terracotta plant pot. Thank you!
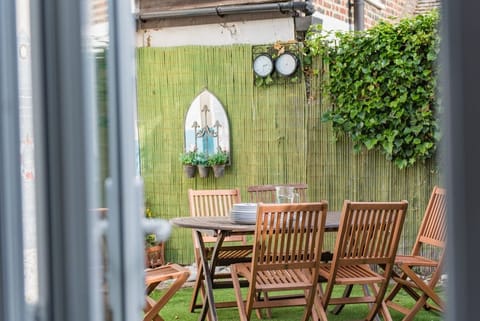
[145,243,165,268]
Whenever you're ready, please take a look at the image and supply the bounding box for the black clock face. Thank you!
[253,54,274,77]
[275,52,298,76]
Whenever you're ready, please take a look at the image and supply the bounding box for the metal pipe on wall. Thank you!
[137,1,313,21]
[354,0,365,30]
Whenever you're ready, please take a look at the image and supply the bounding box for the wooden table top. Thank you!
[170,211,341,233]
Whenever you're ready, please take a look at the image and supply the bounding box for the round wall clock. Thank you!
[253,54,274,77]
[275,52,299,77]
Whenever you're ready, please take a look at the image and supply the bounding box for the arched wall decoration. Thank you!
[184,89,230,161]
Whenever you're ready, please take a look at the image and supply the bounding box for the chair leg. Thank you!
[387,271,422,302]
[144,270,189,321]
[401,288,443,321]
[402,266,445,310]
[313,290,328,321]
[230,265,249,321]
[189,263,204,312]
[144,296,164,321]
[254,292,264,319]
[378,300,394,321]
[301,287,317,321]
[387,261,445,317]
[254,291,272,319]
[365,283,393,321]
[386,275,439,316]
[388,267,444,321]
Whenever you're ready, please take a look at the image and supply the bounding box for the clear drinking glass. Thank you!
[275,186,299,203]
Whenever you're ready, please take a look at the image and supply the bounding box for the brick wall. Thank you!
[91,0,108,25]
[314,0,420,30]
[131,1,439,32]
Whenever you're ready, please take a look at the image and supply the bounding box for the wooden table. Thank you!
[170,211,341,321]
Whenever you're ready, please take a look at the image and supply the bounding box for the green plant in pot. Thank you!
[208,150,229,178]
[179,150,197,178]
[196,152,210,178]
[144,205,165,268]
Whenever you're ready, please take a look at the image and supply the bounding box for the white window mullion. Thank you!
[106,0,145,319]
[29,1,100,321]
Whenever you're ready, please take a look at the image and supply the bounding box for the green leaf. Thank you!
[364,138,378,150]
[254,77,264,87]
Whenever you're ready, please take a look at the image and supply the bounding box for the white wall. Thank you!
[136,18,295,47]
[312,11,351,32]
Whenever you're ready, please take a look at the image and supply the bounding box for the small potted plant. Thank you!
[144,205,165,268]
[196,152,210,178]
[208,150,229,178]
[179,150,197,178]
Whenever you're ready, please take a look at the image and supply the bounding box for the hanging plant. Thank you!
[196,152,210,178]
[208,151,229,178]
[179,150,197,178]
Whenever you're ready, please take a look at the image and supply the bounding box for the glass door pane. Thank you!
[3,0,170,320]
[13,0,149,320]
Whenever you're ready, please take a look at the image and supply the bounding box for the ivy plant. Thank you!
[305,11,441,169]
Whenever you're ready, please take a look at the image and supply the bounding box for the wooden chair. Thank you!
[230,202,328,321]
[316,200,408,321]
[384,186,446,320]
[247,183,308,203]
[188,189,253,313]
[144,264,190,321]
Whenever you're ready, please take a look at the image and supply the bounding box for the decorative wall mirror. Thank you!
[184,89,230,162]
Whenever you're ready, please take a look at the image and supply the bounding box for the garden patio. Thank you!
[135,10,444,321]
[137,11,441,264]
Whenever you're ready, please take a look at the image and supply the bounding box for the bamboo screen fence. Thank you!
[136,45,441,264]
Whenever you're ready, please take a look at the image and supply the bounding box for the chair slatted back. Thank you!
[415,186,447,251]
[333,201,408,267]
[247,183,308,203]
[231,202,328,321]
[188,188,242,244]
[252,202,327,272]
[318,201,408,321]
[188,188,241,217]
[188,189,254,312]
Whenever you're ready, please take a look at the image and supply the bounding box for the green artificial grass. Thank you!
[150,284,444,321]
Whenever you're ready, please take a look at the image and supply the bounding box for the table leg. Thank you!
[195,230,227,321]
[331,285,352,314]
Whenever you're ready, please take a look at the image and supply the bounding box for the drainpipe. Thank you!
[353,0,365,31]
[137,1,313,21]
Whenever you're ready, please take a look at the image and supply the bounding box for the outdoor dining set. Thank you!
[143,184,446,321]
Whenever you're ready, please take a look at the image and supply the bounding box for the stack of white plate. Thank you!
[230,203,258,224]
